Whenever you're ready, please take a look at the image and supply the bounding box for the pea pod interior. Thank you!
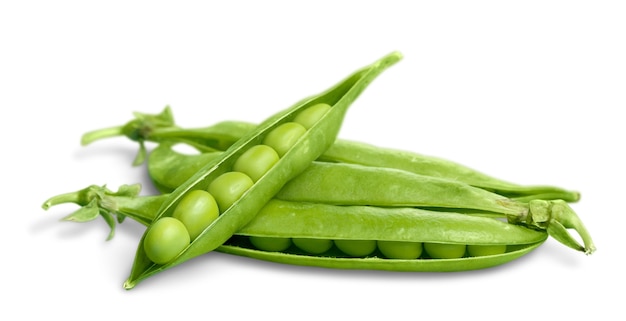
[124,51,403,289]
[217,241,545,272]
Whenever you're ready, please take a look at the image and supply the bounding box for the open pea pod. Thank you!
[123,52,403,289]
[219,200,548,271]
[237,200,545,243]
[43,187,547,273]
[219,241,544,272]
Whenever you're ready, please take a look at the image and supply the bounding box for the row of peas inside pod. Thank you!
[247,236,507,259]
[144,103,332,264]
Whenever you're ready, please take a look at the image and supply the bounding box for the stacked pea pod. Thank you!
[42,52,595,289]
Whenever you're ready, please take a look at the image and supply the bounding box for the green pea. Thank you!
[424,243,466,259]
[334,239,377,257]
[377,240,423,259]
[233,145,280,182]
[467,244,507,257]
[249,236,292,252]
[262,122,307,157]
[143,217,190,265]
[208,171,254,212]
[293,103,332,129]
[292,238,333,254]
[172,190,219,240]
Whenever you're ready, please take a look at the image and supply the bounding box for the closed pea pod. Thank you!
[81,106,579,203]
[124,52,403,289]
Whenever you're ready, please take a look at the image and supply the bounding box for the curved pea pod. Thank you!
[277,161,531,215]
[139,125,579,203]
[144,144,595,254]
[319,140,581,202]
[43,184,591,272]
[239,200,546,244]
[43,186,546,272]
[123,52,403,289]
[220,242,544,272]
[275,163,595,254]
[222,200,548,271]
[147,145,533,216]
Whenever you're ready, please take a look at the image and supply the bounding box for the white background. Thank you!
[2,1,624,320]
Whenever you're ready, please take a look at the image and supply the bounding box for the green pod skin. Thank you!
[219,200,548,271]
[145,137,579,204]
[218,242,544,272]
[43,186,547,272]
[123,52,403,289]
[148,145,546,216]
[277,162,529,215]
[237,200,546,245]
[319,140,581,202]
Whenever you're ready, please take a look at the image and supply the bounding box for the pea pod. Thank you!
[82,109,580,202]
[220,242,544,272]
[45,176,594,257]
[146,142,580,204]
[236,200,546,245]
[149,142,595,254]
[147,143,567,220]
[43,184,547,272]
[224,200,547,271]
[123,52,403,289]
[144,142,594,254]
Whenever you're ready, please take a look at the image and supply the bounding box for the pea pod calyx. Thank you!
[42,184,159,239]
[81,106,179,165]
[511,199,596,255]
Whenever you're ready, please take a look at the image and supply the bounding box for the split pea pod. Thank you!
[124,52,403,289]
[42,184,547,272]
[224,200,547,271]
[82,108,579,202]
